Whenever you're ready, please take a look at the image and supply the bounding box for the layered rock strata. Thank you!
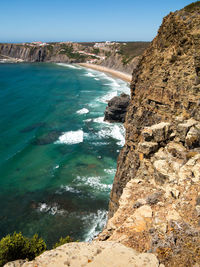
[98,4,200,266]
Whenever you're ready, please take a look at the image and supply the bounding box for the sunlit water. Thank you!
[0,63,129,247]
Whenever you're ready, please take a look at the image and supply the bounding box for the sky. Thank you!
[0,0,195,43]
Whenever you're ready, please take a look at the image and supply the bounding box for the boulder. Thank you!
[185,125,200,148]
[104,93,130,123]
[141,122,171,143]
[138,142,158,155]
[177,118,198,141]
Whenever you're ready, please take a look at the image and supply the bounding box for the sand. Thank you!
[78,63,132,83]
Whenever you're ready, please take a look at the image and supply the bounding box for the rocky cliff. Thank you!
[0,42,149,74]
[98,2,200,266]
[0,43,88,63]
[99,53,140,74]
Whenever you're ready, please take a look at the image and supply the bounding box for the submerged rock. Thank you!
[20,123,45,133]
[33,130,62,145]
[104,93,130,123]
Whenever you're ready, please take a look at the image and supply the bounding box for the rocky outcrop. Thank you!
[99,3,200,266]
[4,241,161,267]
[104,93,130,123]
[99,119,200,266]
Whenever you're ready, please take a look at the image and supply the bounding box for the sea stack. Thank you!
[104,93,130,123]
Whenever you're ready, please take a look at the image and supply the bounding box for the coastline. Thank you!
[78,63,132,83]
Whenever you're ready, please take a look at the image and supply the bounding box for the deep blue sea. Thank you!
[0,62,129,247]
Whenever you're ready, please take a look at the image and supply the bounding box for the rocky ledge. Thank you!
[104,93,130,123]
[4,241,161,267]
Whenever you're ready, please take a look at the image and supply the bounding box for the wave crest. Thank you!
[55,130,84,145]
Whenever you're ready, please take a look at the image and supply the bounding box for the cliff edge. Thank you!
[98,2,200,266]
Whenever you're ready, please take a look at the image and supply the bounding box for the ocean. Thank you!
[0,62,129,248]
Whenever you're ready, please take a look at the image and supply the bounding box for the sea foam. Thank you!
[56,63,81,69]
[55,130,84,145]
[98,124,125,146]
[76,108,89,114]
[38,203,65,215]
[76,175,112,191]
[83,210,108,241]
[56,185,81,194]
[84,72,95,77]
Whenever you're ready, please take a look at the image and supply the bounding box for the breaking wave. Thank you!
[76,108,89,114]
[56,63,81,69]
[76,175,112,191]
[83,210,108,241]
[98,124,125,146]
[37,203,65,215]
[55,130,84,145]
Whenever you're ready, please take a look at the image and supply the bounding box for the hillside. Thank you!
[0,41,149,74]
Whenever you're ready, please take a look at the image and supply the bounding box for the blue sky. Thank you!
[0,0,194,42]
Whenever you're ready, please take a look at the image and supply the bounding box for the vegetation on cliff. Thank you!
[118,42,150,65]
[0,232,46,266]
[0,233,75,266]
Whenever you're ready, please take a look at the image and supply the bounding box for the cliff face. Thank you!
[98,4,200,266]
[99,53,140,74]
[0,42,149,74]
[109,3,200,218]
[0,43,85,63]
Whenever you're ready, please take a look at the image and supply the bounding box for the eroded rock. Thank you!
[104,93,130,123]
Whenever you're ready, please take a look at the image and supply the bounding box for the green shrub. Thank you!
[105,51,111,57]
[92,48,100,55]
[53,236,74,249]
[0,232,46,266]
[122,56,133,65]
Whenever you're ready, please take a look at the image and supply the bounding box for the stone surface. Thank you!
[4,242,160,267]
[138,142,158,155]
[142,122,171,143]
[185,126,200,148]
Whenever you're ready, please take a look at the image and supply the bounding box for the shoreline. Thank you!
[78,63,132,83]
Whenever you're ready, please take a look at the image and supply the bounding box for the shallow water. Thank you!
[0,62,129,247]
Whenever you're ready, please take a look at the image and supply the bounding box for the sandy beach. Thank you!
[78,63,132,83]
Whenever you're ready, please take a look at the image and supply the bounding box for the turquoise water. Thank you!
[0,62,129,247]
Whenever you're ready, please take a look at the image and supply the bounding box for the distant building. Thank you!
[94,43,105,48]
[86,59,98,64]
[31,41,47,46]
[94,41,116,48]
